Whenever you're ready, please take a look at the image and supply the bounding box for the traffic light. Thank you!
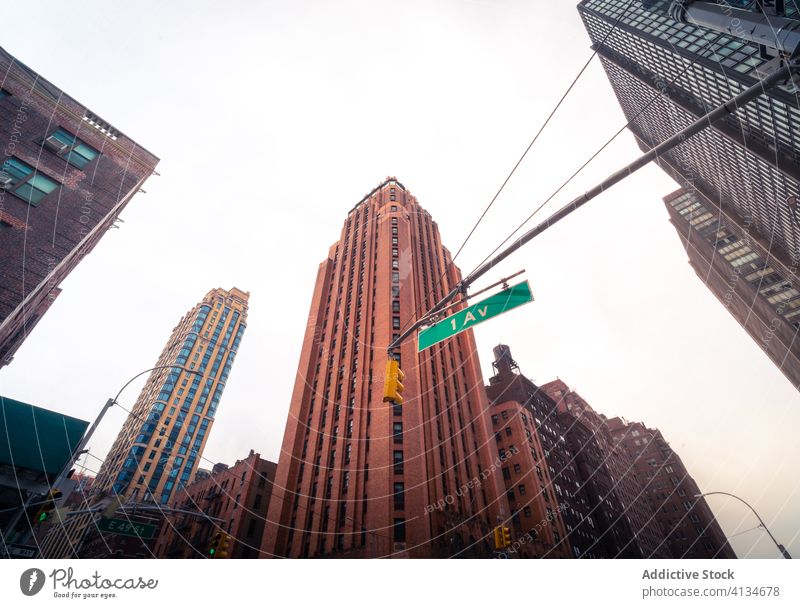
[208,531,222,558]
[502,526,511,548]
[382,359,405,404]
[217,533,232,559]
[102,495,124,518]
[33,489,62,525]
[209,531,232,559]
[493,526,511,549]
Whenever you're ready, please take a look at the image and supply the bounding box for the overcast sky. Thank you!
[1,0,798,558]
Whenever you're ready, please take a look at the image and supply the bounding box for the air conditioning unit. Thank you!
[45,134,69,153]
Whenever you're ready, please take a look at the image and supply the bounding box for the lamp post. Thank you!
[1,364,201,547]
[696,492,792,559]
[51,364,203,491]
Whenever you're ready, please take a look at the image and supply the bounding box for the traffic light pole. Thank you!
[387,60,798,356]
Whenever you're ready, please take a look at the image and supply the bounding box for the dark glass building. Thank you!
[665,187,800,389]
[578,0,800,279]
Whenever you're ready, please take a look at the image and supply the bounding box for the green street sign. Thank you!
[418,280,534,352]
[98,517,156,539]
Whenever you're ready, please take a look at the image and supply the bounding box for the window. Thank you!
[393,450,404,474]
[42,128,100,169]
[393,518,406,542]
[392,316,400,329]
[0,157,58,206]
[391,205,397,211]
[393,422,403,444]
[523,506,532,517]
[518,484,526,496]
[393,482,405,510]
[502,467,511,480]
[513,464,521,474]
[392,300,400,313]
[392,271,400,283]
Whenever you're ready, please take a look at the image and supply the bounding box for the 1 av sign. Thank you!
[418,280,533,352]
[98,517,156,539]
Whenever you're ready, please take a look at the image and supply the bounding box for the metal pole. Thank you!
[696,492,792,558]
[50,398,114,493]
[388,61,797,355]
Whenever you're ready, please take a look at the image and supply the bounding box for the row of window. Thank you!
[0,127,100,206]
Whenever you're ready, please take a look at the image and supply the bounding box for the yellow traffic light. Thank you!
[493,526,503,550]
[493,525,511,549]
[382,359,405,404]
[102,495,124,518]
[218,533,232,559]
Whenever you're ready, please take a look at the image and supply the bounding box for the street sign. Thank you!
[97,517,156,539]
[418,280,534,352]
[7,544,37,558]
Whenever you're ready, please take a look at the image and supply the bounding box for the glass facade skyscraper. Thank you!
[665,187,800,389]
[578,0,800,278]
[93,287,249,504]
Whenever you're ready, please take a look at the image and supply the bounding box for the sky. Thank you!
[0,0,798,559]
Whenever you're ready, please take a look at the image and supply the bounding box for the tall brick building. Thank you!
[155,450,276,558]
[606,417,736,558]
[541,380,670,558]
[93,287,248,505]
[485,346,591,558]
[0,46,159,367]
[262,178,507,558]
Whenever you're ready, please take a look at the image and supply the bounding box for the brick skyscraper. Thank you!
[0,46,159,367]
[262,178,507,558]
[93,287,248,505]
[485,346,585,558]
[542,379,670,559]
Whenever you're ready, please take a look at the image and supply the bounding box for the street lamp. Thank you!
[2,364,202,546]
[48,365,204,494]
[695,491,792,559]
